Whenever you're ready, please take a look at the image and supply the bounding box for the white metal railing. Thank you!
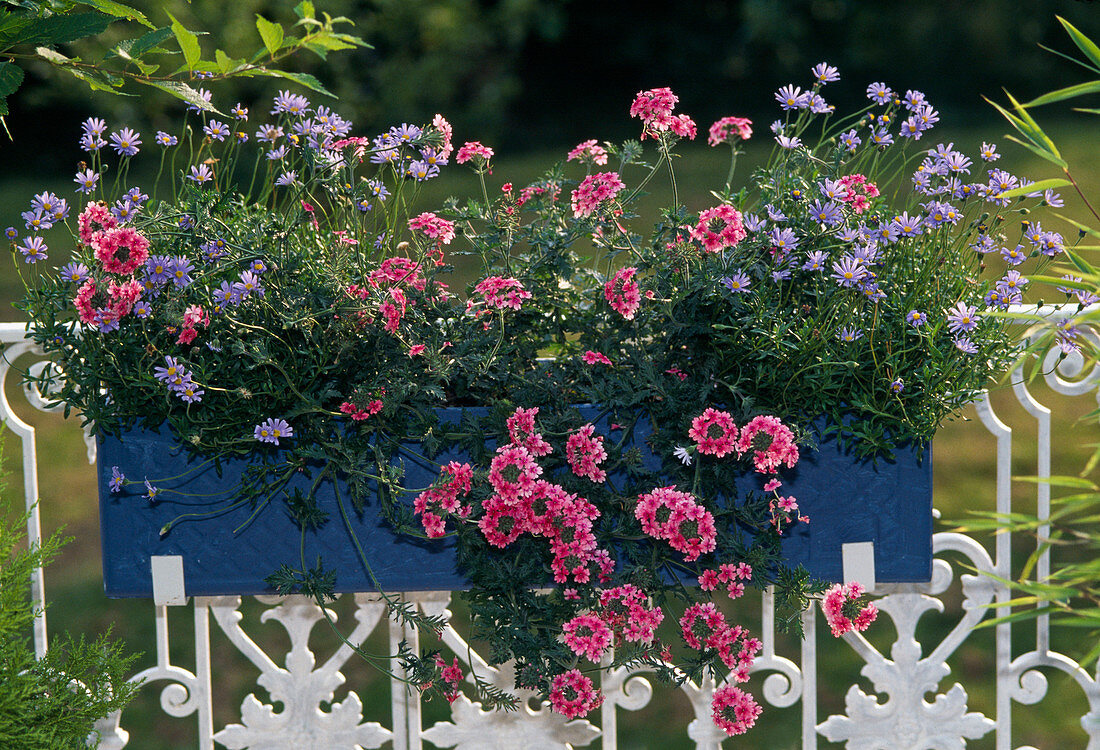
[2,309,1099,749]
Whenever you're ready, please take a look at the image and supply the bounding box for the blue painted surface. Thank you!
[97,408,932,597]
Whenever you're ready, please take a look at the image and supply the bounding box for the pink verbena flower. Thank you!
[711,684,762,736]
[690,204,747,253]
[566,139,609,166]
[670,113,697,140]
[566,424,607,483]
[488,444,542,501]
[339,398,384,421]
[604,266,641,320]
[472,276,532,311]
[598,584,664,644]
[478,494,531,547]
[506,406,552,457]
[455,141,494,167]
[679,602,728,650]
[736,415,799,474]
[431,114,453,159]
[369,257,426,291]
[413,461,474,537]
[822,582,878,637]
[629,87,678,137]
[561,612,613,662]
[408,211,456,246]
[582,350,612,366]
[570,171,625,218]
[92,226,150,275]
[688,408,739,457]
[708,116,753,147]
[379,286,407,333]
[549,669,603,719]
[635,487,716,561]
[77,201,118,244]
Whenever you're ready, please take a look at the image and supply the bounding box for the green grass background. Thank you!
[3,120,1100,748]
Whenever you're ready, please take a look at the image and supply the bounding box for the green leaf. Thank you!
[0,96,8,117]
[1059,16,1100,73]
[1072,107,1100,116]
[255,68,334,97]
[111,26,173,60]
[214,48,244,74]
[255,15,284,57]
[1003,134,1068,169]
[136,78,218,112]
[1024,80,1100,108]
[1006,90,1062,159]
[0,11,112,48]
[295,1,316,19]
[168,12,200,70]
[76,0,153,29]
[995,178,1071,200]
[36,46,72,65]
[0,61,24,99]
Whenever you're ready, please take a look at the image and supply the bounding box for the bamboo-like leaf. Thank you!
[254,68,334,97]
[1003,134,1068,169]
[1024,80,1100,108]
[76,0,153,28]
[1006,91,1063,159]
[1055,213,1100,240]
[996,178,1071,200]
[137,78,218,112]
[1059,16,1100,72]
[1072,107,1100,115]
[255,15,284,57]
[168,13,199,70]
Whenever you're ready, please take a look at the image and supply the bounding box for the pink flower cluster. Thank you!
[822,582,878,637]
[455,141,494,166]
[697,562,753,600]
[431,113,453,160]
[177,304,208,345]
[414,461,474,538]
[737,416,799,474]
[407,211,456,259]
[566,139,609,166]
[506,406,552,456]
[582,350,612,366]
[679,603,761,678]
[690,204,747,253]
[711,684,762,736]
[598,584,664,644]
[379,286,407,333]
[565,424,607,483]
[367,257,427,292]
[837,173,880,214]
[570,171,625,218]
[561,612,613,662]
[628,87,697,140]
[470,276,532,312]
[434,655,464,704]
[339,398,384,422]
[549,669,603,719]
[72,203,151,330]
[604,266,641,320]
[635,486,716,561]
[707,116,753,147]
[688,408,738,457]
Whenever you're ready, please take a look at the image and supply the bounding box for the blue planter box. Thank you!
[97,408,932,597]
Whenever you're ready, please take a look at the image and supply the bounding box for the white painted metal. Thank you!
[1,307,1098,749]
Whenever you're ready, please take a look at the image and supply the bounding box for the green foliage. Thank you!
[0,460,140,747]
[0,0,368,122]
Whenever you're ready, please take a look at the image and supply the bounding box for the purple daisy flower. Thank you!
[1055,318,1081,354]
[144,479,160,502]
[170,256,194,288]
[946,301,979,334]
[907,310,927,328]
[256,124,285,143]
[406,160,439,181]
[819,179,849,202]
[808,199,843,226]
[267,145,289,161]
[213,281,237,310]
[22,209,52,232]
[891,212,924,239]
[144,255,173,285]
[366,179,390,201]
[203,120,230,141]
[82,117,107,137]
[743,213,766,232]
[155,131,178,147]
[188,164,214,184]
[839,129,861,152]
[59,261,90,284]
[274,170,298,187]
[866,82,893,104]
[73,168,99,193]
[109,466,125,492]
[5,226,17,240]
[802,250,828,271]
[765,204,787,222]
[832,256,866,287]
[80,133,106,152]
[869,128,894,147]
[768,227,799,252]
[775,85,809,110]
[902,90,927,112]
[979,142,1000,162]
[254,418,293,445]
[811,62,840,84]
[1044,189,1064,207]
[19,236,47,263]
[234,270,264,299]
[890,378,904,394]
[838,326,863,342]
[133,300,152,318]
[776,135,803,149]
[953,336,979,355]
[110,127,141,156]
[154,356,186,384]
[1000,244,1027,266]
[177,379,204,403]
[178,215,195,230]
[389,123,422,143]
[249,259,267,274]
[721,271,752,293]
[231,103,249,120]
